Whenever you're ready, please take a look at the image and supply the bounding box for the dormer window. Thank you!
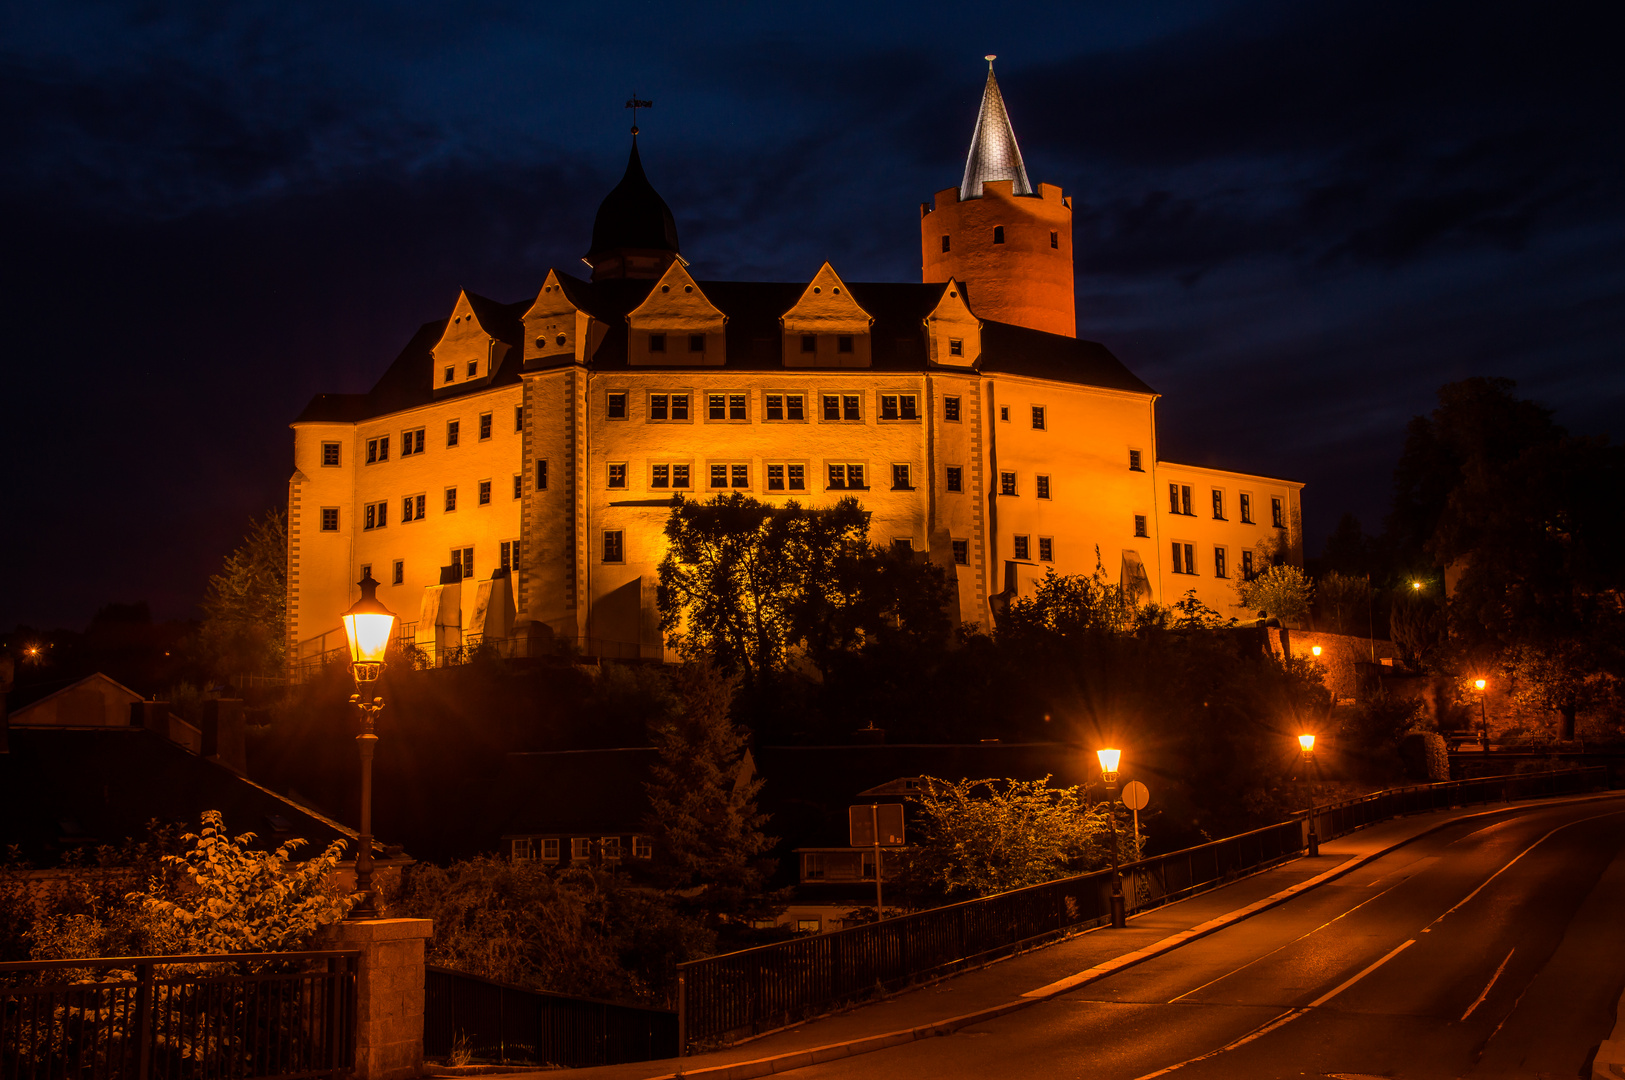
[949,338,964,357]
[801,334,816,354]
[649,333,667,354]
[443,366,454,384]
[837,335,854,354]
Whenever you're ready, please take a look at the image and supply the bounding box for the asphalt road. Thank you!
[786,796,1625,1080]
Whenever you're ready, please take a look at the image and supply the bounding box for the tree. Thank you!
[198,510,288,678]
[908,777,1128,899]
[1316,571,1374,636]
[640,664,777,923]
[1002,558,1149,642]
[1234,564,1314,627]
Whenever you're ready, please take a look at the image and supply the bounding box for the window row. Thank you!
[353,541,522,591]
[1168,484,1286,528]
[599,460,917,492]
[995,471,1053,498]
[1168,543,1258,580]
[940,228,1060,251]
[511,835,652,863]
[607,390,924,424]
[325,407,524,469]
[318,476,524,531]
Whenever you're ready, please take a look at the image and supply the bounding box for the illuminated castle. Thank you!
[288,61,1303,665]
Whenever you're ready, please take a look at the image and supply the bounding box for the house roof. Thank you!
[7,671,143,717]
[293,276,1153,427]
[587,139,681,261]
[0,727,356,864]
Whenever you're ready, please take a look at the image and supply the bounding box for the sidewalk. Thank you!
[505,791,1624,1080]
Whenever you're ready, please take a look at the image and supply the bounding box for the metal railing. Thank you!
[424,966,676,1068]
[676,766,1611,1052]
[0,951,358,1080]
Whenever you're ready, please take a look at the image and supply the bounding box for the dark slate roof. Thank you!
[294,277,1154,426]
[587,140,681,261]
[0,727,355,865]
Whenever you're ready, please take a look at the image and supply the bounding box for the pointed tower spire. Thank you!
[960,55,1032,200]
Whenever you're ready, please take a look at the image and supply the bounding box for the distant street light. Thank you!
[1311,645,1322,658]
[341,571,397,920]
[1474,678,1489,752]
[1096,747,1126,929]
[1299,734,1319,857]
[1298,733,1316,753]
[1411,581,1423,592]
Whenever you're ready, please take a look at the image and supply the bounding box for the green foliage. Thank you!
[908,776,1130,899]
[641,664,777,922]
[1398,731,1450,782]
[1234,564,1314,627]
[1002,558,1152,640]
[135,811,353,953]
[198,510,288,678]
[1316,572,1374,635]
[1337,691,1425,754]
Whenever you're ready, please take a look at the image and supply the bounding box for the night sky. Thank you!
[3,1,1620,630]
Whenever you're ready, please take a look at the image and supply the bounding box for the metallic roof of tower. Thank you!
[960,63,1032,200]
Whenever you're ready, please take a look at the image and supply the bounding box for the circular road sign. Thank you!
[1121,780,1150,811]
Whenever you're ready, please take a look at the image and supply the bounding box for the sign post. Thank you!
[849,803,905,922]
[1121,780,1150,860]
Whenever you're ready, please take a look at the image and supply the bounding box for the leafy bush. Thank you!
[1234,564,1314,627]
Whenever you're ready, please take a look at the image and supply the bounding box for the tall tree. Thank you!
[197,510,288,677]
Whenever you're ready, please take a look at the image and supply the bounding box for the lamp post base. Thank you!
[1109,889,1126,929]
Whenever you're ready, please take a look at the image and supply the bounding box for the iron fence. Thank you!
[424,966,676,1068]
[677,766,1611,1052]
[0,952,357,1080]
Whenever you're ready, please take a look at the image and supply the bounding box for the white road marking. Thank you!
[1461,948,1514,1021]
[1426,808,1625,929]
[1307,939,1417,1007]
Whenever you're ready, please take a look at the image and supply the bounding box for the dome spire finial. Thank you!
[625,93,652,137]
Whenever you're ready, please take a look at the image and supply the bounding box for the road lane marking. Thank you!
[1426,809,1625,930]
[1308,939,1417,1007]
[1167,878,1410,1003]
[1461,948,1514,1021]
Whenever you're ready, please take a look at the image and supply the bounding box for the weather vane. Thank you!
[626,94,653,136]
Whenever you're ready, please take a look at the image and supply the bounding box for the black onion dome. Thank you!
[587,140,680,259]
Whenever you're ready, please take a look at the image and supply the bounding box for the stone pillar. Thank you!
[317,918,433,1080]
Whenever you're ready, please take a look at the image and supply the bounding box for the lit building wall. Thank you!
[1151,461,1305,616]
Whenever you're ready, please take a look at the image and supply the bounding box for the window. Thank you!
[454,546,473,580]
[1240,493,1253,524]
[633,836,652,859]
[892,463,913,490]
[321,508,338,531]
[801,334,817,354]
[515,405,524,432]
[1000,405,1010,422]
[478,480,491,505]
[827,463,866,489]
[359,563,371,582]
[607,463,627,489]
[601,836,622,860]
[649,392,691,422]
[1214,547,1228,578]
[447,420,460,447]
[945,466,963,493]
[670,393,689,420]
[607,392,627,420]
[540,838,560,863]
[648,333,666,354]
[1036,475,1051,500]
[766,463,806,492]
[402,428,425,455]
[952,539,969,565]
[366,436,390,463]
[843,395,861,420]
[731,463,749,488]
[500,540,519,571]
[944,396,961,422]
[443,366,454,384]
[729,394,747,420]
[993,225,1005,244]
[536,460,548,490]
[765,393,805,421]
[479,413,492,440]
[798,918,822,933]
[321,442,340,467]
[1013,535,1030,560]
[949,338,963,357]
[892,538,913,554]
[467,360,478,378]
[837,335,854,354]
[1134,514,1148,538]
[1169,484,1193,515]
[1129,449,1143,471]
[1272,497,1286,529]
[708,463,750,489]
[1211,489,1225,520]
[363,501,388,530]
[602,531,623,563]
[880,394,919,421]
[444,487,457,512]
[650,393,668,420]
[571,837,592,861]
[941,234,951,253]
[403,494,426,522]
[1171,542,1197,575]
[708,394,726,420]
[822,395,840,420]
[392,560,404,585]
[513,474,522,499]
[1039,537,1054,562]
[649,463,692,490]
[1050,230,1059,249]
[1242,550,1255,580]
[1031,406,1046,430]
[689,333,705,353]
[1000,472,1017,496]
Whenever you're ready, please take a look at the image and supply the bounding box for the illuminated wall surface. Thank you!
[288,67,1303,663]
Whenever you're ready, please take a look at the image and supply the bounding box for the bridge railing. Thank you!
[676,766,1610,1053]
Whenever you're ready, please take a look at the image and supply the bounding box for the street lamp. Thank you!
[1411,581,1423,593]
[1298,734,1319,857]
[341,571,397,919]
[1474,678,1488,752]
[1096,747,1126,929]
[1310,645,1322,658]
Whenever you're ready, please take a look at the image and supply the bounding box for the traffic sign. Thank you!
[1121,780,1150,811]
[849,803,905,847]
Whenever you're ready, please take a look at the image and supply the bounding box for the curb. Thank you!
[635,790,1624,1080]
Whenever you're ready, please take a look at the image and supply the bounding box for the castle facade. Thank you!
[288,64,1303,665]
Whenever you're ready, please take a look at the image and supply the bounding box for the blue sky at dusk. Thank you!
[2,0,1620,627]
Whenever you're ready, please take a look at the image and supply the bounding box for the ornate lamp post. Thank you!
[341,571,396,919]
[1474,678,1488,751]
[1298,734,1319,856]
[1096,747,1126,929]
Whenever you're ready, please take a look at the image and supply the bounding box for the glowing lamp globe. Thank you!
[1298,734,1316,753]
[1311,645,1322,657]
[1474,678,1487,692]
[342,572,396,683]
[1096,747,1121,783]
[1412,581,1423,592]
